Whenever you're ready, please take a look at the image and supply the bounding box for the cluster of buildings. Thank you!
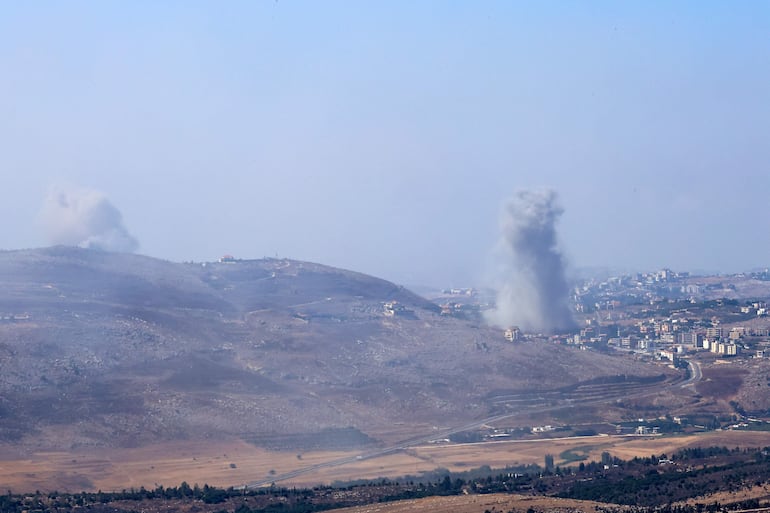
[703,340,740,356]
[504,327,521,341]
[571,268,754,322]
[496,311,764,366]
[441,287,476,296]
[492,293,770,365]
[555,268,770,362]
[438,269,770,368]
[604,324,747,360]
[739,301,768,316]
[383,301,407,317]
[439,301,479,317]
[635,425,660,435]
[573,268,691,311]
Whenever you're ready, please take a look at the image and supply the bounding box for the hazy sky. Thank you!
[2,2,769,286]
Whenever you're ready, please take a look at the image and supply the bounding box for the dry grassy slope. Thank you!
[0,247,667,451]
[323,494,627,513]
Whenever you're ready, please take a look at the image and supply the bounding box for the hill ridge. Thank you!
[0,246,669,453]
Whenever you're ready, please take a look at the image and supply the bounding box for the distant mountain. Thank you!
[0,247,666,451]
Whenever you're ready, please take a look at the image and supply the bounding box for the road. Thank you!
[243,367,691,489]
[680,358,702,388]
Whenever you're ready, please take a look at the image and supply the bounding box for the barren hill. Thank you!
[0,247,668,452]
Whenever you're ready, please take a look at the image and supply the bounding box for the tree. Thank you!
[545,454,555,471]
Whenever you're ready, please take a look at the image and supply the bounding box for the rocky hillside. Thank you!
[0,247,668,451]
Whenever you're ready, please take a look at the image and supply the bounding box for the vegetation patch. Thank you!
[697,367,747,399]
[242,427,378,451]
[559,447,591,463]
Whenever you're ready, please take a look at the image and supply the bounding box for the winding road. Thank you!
[680,358,702,388]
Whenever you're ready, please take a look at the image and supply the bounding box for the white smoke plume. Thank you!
[41,186,139,253]
[484,189,576,334]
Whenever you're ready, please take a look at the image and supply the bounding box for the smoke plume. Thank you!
[41,186,139,253]
[484,189,576,334]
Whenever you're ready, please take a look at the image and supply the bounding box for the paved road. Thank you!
[243,368,690,489]
[680,358,702,388]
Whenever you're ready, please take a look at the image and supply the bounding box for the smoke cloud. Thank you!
[41,186,139,253]
[484,189,576,334]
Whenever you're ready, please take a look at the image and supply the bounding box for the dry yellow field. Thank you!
[675,483,770,508]
[322,493,626,513]
[3,431,768,493]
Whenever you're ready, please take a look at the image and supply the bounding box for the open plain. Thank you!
[3,430,769,493]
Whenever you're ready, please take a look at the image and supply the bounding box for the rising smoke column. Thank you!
[485,189,576,334]
[41,186,139,253]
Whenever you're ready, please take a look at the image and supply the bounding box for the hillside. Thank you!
[0,247,670,453]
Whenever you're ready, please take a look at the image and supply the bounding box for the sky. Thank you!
[2,1,769,287]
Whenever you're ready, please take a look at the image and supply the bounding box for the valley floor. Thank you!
[3,430,770,493]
